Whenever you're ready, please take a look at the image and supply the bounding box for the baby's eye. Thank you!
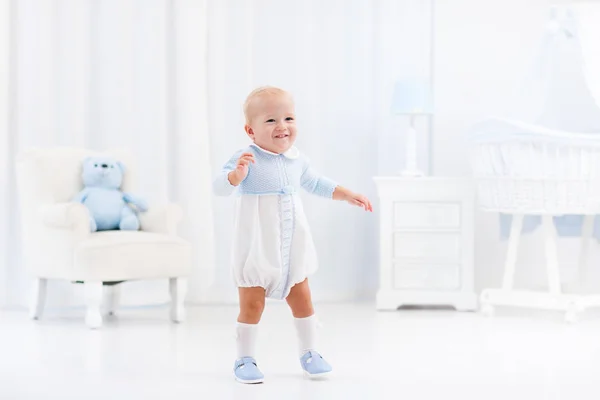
[286,117,294,121]
[265,119,275,123]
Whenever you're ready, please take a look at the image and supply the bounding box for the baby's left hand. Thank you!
[345,192,373,212]
[334,186,373,212]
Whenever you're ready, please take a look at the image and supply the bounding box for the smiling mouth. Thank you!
[274,134,289,139]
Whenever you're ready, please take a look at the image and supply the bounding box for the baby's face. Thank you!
[245,94,297,154]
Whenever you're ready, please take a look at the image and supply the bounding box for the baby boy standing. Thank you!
[213,86,373,384]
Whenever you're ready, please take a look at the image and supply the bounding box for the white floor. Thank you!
[2,302,600,400]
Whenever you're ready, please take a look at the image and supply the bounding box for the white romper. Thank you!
[213,143,338,300]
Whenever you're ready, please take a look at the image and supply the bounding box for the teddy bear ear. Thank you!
[117,161,126,173]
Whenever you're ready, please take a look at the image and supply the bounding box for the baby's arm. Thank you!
[299,161,338,198]
[300,158,373,212]
[213,149,254,196]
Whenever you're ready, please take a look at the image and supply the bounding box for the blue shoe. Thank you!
[233,357,264,384]
[300,351,332,377]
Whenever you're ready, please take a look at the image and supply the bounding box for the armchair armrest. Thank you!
[139,203,183,235]
[38,203,91,237]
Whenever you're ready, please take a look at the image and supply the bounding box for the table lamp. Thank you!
[390,79,434,176]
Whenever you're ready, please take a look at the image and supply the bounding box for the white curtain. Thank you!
[1,0,215,308]
[1,0,434,307]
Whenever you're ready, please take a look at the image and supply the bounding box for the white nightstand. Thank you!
[373,177,477,311]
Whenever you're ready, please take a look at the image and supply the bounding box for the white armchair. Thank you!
[15,147,192,328]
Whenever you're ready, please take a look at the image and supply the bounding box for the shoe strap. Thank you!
[301,351,321,363]
[235,357,257,370]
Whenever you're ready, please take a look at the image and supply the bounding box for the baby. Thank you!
[213,86,372,384]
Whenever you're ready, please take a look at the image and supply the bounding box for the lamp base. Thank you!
[401,117,426,178]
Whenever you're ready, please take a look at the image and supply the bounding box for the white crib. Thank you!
[471,118,600,323]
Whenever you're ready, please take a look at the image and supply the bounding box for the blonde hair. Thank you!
[243,86,292,124]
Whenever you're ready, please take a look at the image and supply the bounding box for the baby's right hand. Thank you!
[228,152,255,186]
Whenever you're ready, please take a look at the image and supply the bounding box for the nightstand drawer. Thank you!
[393,232,461,262]
[394,203,460,229]
[394,265,460,290]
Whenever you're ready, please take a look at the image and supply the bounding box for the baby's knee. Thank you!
[238,286,266,323]
[239,298,265,323]
[243,298,265,314]
[293,299,314,316]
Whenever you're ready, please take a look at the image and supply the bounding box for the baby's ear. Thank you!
[116,161,126,174]
[244,125,254,138]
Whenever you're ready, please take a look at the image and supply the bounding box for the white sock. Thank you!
[294,314,318,357]
[236,322,258,359]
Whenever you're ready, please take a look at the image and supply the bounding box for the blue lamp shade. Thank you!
[390,80,434,115]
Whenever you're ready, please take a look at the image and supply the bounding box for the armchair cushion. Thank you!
[73,231,191,282]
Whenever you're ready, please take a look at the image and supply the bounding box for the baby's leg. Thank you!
[286,278,314,318]
[238,286,266,324]
[237,287,265,358]
[236,287,265,359]
[234,287,266,383]
[287,278,332,376]
[286,279,316,355]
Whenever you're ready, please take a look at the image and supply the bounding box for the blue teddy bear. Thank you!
[72,156,148,232]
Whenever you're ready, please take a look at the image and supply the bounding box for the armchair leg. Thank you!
[29,278,47,320]
[104,284,121,316]
[169,278,187,323]
[85,281,103,329]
